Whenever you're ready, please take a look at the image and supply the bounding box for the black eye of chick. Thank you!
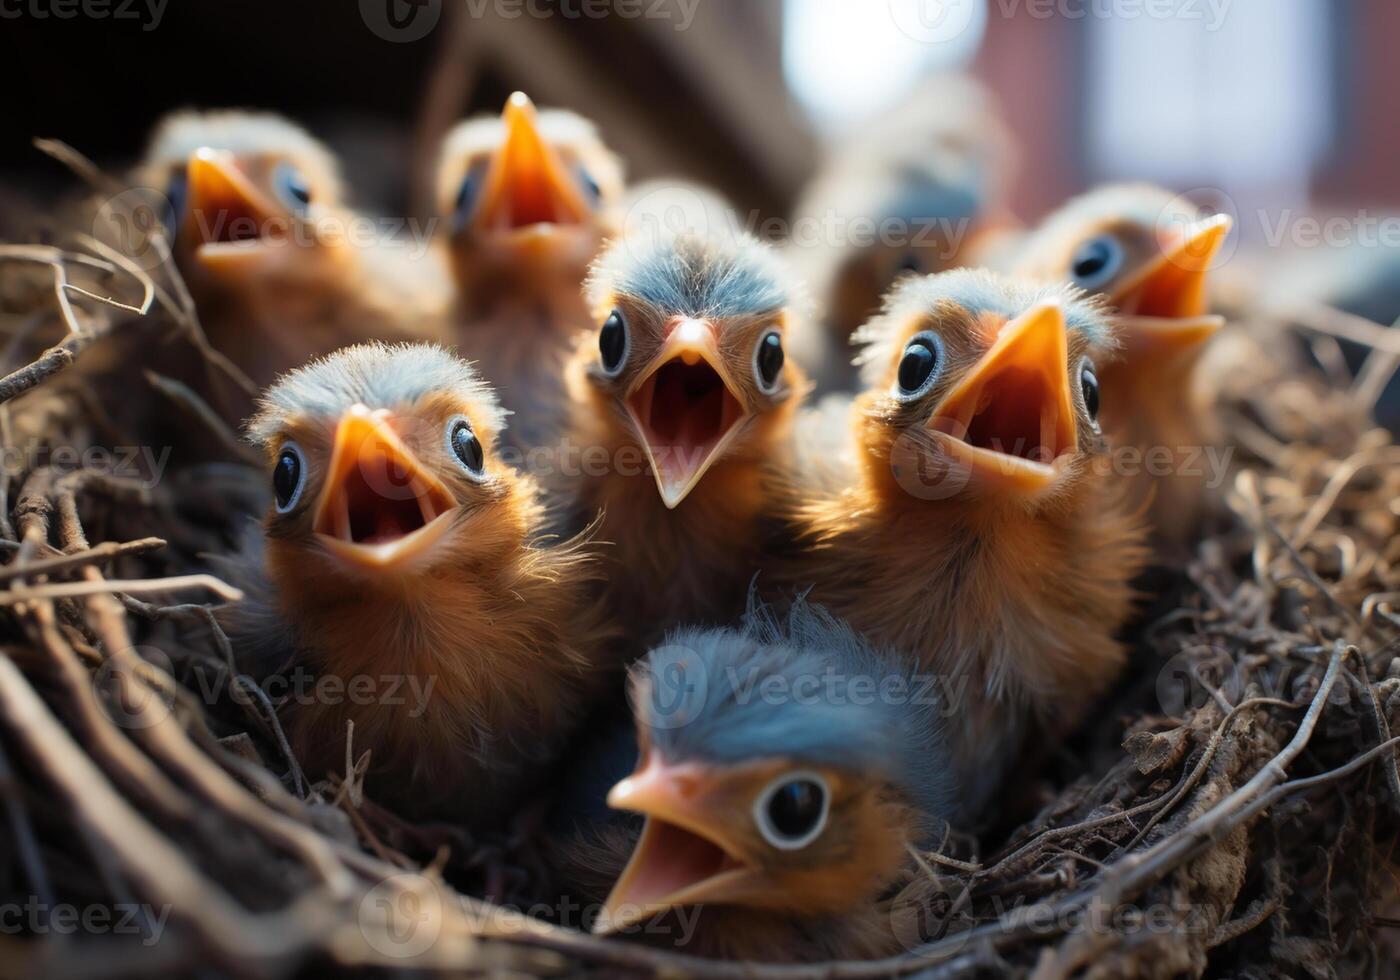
[272,449,301,509]
[1069,235,1124,291]
[1079,361,1101,421]
[274,162,312,214]
[895,252,922,276]
[599,309,627,374]
[765,778,826,841]
[755,331,784,390]
[897,335,941,395]
[450,419,485,474]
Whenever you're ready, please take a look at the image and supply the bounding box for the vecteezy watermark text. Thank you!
[0,0,166,29]
[0,897,171,946]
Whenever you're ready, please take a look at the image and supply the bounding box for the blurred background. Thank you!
[0,0,1394,255]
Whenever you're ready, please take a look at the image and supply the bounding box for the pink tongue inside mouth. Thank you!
[647,360,727,450]
[342,459,430,545]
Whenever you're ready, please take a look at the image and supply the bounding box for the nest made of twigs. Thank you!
[0,147,1398,979]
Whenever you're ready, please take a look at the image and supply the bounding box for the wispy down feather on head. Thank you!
[246,342,507,447]
[853,267,1115,389]
[588,228,805,323]
[632,596,955,822]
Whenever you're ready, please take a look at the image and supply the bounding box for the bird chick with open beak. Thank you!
[561,228,808,644]
[785,271,1148,815]
[436,92,624,452]
[1007,184,1233,550]
[136,110,446,399]
[226,343,613,825]
[576,599,957,961]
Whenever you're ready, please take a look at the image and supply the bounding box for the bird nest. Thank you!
[1,155,1399,978]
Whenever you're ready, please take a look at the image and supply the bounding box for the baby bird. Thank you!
[787,75,1018,392]
[436,92,625,451]
[560,228,808,644]
[785,271,1147,815]
[576,599,956,962]
[136,110,445,396]
[223,343,612,826]
[1007,184,1233,547]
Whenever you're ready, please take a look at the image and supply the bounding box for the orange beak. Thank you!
[471,92,590,234]
[311,405,457,570]
[596,756,758,936]
[1109,214,1232,359]
[926,300,1077,494]
[181,148,283,264]
[625,318,750,509]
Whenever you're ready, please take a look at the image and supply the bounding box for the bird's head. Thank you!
[247,343,518,590]
[1012,184,1232,373]
[436,92,623,290]
[139,110,348,286]
[578,229,808,508]
[854,269,1114,504]
[596,600,952,935]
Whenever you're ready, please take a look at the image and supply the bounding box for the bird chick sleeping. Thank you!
[136,111,446,399]
[560,228,809,644]
[566,599,957,962]
[1007,184,1233,551]
[436,92,625,451]
[783,270,1148,817]
[224,343,614,826]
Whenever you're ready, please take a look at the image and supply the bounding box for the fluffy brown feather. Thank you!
[778,271,1148,815]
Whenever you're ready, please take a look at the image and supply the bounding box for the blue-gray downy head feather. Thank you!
[246,342,507,447]
[632,597,956,823]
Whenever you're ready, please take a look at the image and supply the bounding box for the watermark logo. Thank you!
[888,0,982,44]
[359,874,445,958]
[93,646,176,731]
[360,0,441,42]
[634,643,709,731]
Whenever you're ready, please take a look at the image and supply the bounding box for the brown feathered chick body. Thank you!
[437,93,624,452]
[569,600,957,961]
[1008,184,1233,549]
[235,343,611,826]
[138,111,445,398]
[784,271,1147,815]
[561,229,807,645]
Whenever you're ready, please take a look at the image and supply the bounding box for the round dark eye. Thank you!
[273,162,312,215]
[756,774,829,849]
[599,309,628,376]
[896,332,942,398]
[453,173,478,230]
[1069,235,1124,292]
[895,252,922,276]
[448,418,485,476]
[578,165,601,206]
[754,331,784,392]
[272,443,306,513]
[1079,359,1100,421]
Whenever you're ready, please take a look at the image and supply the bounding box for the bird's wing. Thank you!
[208,520,300,677]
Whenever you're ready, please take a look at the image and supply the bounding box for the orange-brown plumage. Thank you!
[558,228,808,644]
[436,92,625,452]
[137,110,446,401]
[222,343,614,826]
[1007,184,1233,550]
[558,600,956,961]
[780,270,1148,814]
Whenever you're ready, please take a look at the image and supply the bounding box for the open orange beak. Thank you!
[311,405,457,570]
[596,757,758,936]
[1109,214,1232,360]
[472,92,590,235]
[927,300,1077,494]
[625,318,749,509]
[181,148,284,266]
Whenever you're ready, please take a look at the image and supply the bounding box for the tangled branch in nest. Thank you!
[0,219,1398,978]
